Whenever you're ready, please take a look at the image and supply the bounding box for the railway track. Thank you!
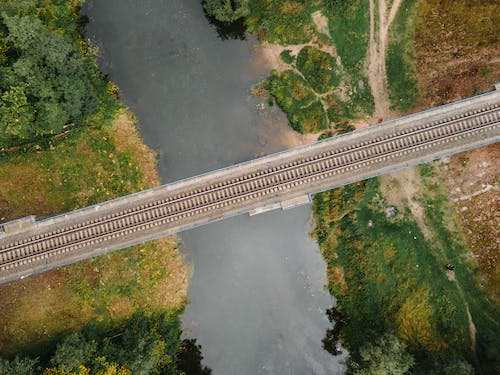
[1,101,499,278]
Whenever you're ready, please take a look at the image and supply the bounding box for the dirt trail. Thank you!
[368,0,402,119]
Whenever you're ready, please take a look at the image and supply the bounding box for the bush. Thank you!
[296,46,340,94]
[279,49,295,64]
[203,0,249,23]
[265,70,328,133]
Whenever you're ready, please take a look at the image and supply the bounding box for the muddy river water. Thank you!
[83,0,345,373]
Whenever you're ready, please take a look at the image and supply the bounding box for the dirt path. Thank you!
[368,0,403,119]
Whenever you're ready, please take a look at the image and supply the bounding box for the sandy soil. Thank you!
[312,10,331,38]
[379,167,432,238]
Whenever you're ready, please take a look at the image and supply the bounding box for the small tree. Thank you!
[0,356,39,375]
[203,0,249,23]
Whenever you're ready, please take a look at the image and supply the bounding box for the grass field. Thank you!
[0,108,188,359]
[312,172,499,373]
[386,0,418,112]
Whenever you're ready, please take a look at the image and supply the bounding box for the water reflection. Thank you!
[201,1,247,41]
[322,307,346,356]
[176,338,212,374]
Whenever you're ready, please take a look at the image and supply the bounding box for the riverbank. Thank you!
[214,0,499,373]
[0,2,189,372]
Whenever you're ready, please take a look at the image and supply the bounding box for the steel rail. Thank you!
[2,105,498,254]
[1,114,498,270]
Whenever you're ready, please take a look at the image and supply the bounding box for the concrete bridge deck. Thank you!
[1,88,499,284]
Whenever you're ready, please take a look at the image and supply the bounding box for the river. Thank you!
[83,0,345,373]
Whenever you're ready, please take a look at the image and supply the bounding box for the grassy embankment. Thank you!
[243,0,499,373]
[0,0,188,370]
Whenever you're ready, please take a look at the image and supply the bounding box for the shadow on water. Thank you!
[176,338,212,374]
[201,1,247,40]
[322,306,347,356]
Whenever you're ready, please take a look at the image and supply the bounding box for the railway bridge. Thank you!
[1,88,500,284]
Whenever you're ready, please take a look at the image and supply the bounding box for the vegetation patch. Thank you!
[279,49,295,65]
[0,311,211,374]
[386,0,418,112]
[415,0,500,106]
[0,1,108,148]
[313,176,499,373]
[246,0,316,44]
[296,46,340,94]
[324,0,369,77]
[265,70,327,133]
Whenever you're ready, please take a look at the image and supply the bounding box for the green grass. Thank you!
[322,0,374,116]
[418,164,500,372]
[325,0,370,76]
[386,0,418,112]
[265,70,328,133]
[0,110,188,359]
[296,46,340,94]
[247,0,317,44]
[312,174,499,373]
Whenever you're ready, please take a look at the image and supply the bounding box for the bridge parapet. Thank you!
[0,88,499,284]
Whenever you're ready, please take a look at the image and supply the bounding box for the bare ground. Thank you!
[367,0,402,120]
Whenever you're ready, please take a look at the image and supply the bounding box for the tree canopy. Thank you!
[0,3,99,147]
[203,0,249,23]
[347,334,415,375]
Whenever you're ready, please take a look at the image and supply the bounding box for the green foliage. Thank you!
[246,0,315,44]
[324,0,369,75]
[265,70,327,133]
[0,311,197,375]
[347,334,414,375]
[386,0,418,112]
[279,49,295,64]
[203,0,249,23]
[312,174,498,372]
[0,13,98,146]
[0,356,39,375]
[0,1,109,148]
[296,46,340,94]
[50,334,98,373]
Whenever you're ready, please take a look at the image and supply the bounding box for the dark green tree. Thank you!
[0,13,98,146]
[347,334,415,375]
[50,332,98,372]
[203,0,249,23]
[0,356,39,375]
[100,311,182,375]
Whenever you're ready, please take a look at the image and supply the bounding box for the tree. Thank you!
[347,334,415,375]
[176,339,212,375]
[0,84,35,144]
[203,0,249,23]
[0,356,39,375]
[0,13,98,146]
[50,333,98,372]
